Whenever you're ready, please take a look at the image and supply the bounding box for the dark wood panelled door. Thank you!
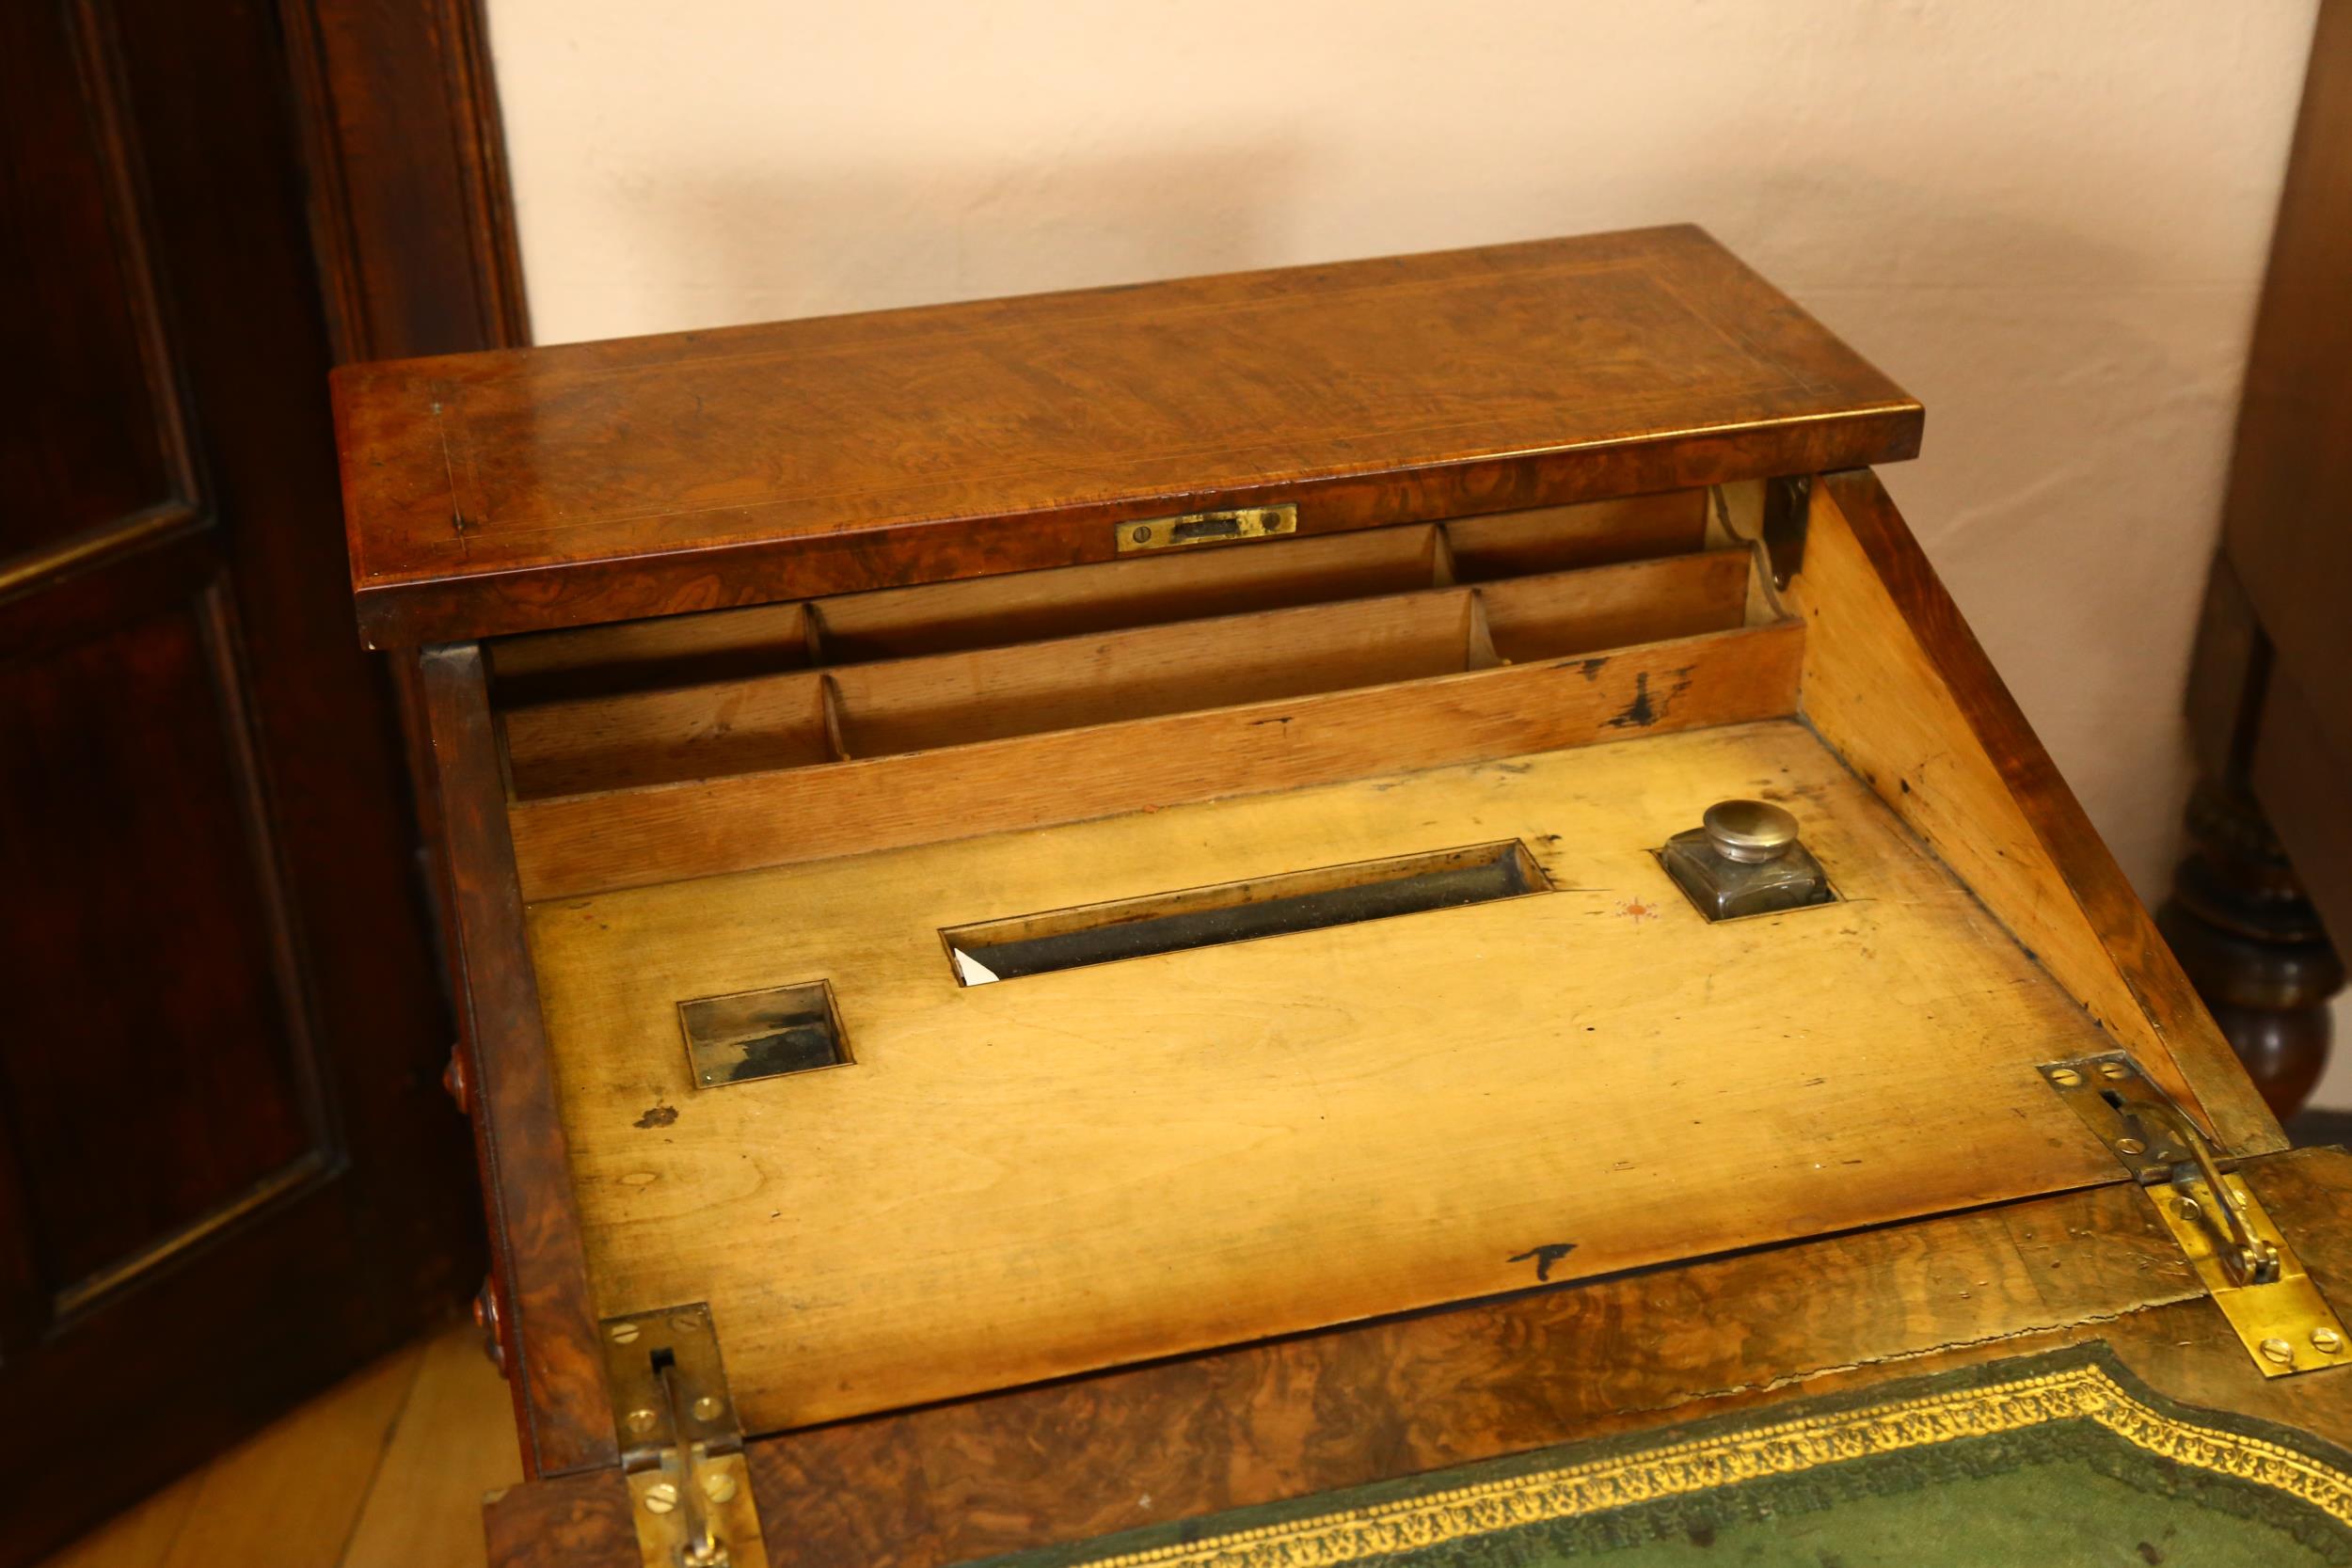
[0,2,487,1559]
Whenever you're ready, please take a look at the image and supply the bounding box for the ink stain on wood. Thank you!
[1509,1242,1578,1281]
[1608,665,1701,729]
[1607,673,1657,727]
[634,1104,679,1129]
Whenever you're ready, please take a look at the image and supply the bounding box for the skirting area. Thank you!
[41,1324,517,1568]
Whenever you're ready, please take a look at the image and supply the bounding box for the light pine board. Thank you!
[1785,477,2272,1148]
[43,1324,518,1568]
[526,718,2126,1434]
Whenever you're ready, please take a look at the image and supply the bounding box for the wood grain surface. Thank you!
[2215,0,2352,785]
[1793,472,2280,1156]
[420,646,615,1477]
[46,1322,521,1568]
[335,228,1919,644]
[480,1147,2352,1568]
[1,0,497,1554]
[482,489,1712,695]
[524,718,2122,1433]
[507,620,1804,900]
[498,549,1753,800]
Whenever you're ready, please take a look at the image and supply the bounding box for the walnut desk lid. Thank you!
[333,225,1920,646]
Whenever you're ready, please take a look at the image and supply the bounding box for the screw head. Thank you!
[609,1322,641,1345]
[2176,1197,2202,1222]
[2116,1137,2145,1156]
[701,1469,739,1503]
[2049,1068,2082,1087]
[644,1481,678,1514]
[626,1407,657,1434]
[2313,1327,2344,1354]
[1131,525,1152,544]
[692,1394,725,1421]
[2261,1338,2295,1366]
[2098,1062,2129,1081]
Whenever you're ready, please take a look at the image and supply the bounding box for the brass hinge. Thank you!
[1758,474,1809,588]
[2041,1054,2347,1376]
[602,1303,771,1568]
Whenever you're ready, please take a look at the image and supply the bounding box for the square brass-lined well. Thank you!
[678,981,850,1088]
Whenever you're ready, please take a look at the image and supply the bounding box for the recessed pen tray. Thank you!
[943,840,1550,985]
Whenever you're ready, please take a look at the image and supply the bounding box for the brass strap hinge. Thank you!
[2041,1054,2347,1377]
[602,1303,771,1568]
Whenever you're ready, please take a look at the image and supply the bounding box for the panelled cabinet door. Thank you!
[0,2,481,1560]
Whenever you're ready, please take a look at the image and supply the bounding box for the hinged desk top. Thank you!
[332,225,1919,646]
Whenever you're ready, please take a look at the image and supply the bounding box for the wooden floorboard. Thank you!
[42,1323,519,1568]
[343,1325,526,1568]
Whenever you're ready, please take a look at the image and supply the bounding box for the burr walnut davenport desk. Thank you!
[332,228,2352,1567]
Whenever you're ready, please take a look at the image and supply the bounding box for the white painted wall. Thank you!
[485,1,2345,1096]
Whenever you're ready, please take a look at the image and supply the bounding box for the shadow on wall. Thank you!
[580,142,1314,332]
[1705,160,2246,906]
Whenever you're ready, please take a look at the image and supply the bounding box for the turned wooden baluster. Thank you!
[2156,783,2344,1119]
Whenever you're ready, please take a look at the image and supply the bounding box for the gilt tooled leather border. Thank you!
[995,1346,2352,1568]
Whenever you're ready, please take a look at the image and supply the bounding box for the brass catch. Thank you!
[2041,1055,2348,1377]
[1115,502,1296,553]
[602,1303,770,1567]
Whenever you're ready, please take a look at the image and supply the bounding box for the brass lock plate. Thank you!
[1115,502,1296,553]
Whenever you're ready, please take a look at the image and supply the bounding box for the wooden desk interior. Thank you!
[526,718,2122,1432]
[327,229,2307,1556]
[453,477,2266,1446]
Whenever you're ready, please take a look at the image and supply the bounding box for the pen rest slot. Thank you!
[942,840,1550,985]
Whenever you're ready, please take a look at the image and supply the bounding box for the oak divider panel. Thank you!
[505,619,1804,901]
[1478,549,1752,662]
[483,489,1714,707]
[490,601,814,706]
[817,524,1446,663]
[1444,492,1708,580]
[503,671,836,800]
[498,544,1756,803]
[831,589,1482,762]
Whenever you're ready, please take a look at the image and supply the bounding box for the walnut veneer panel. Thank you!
[335,227,1919,643]
[484,1148,2352,1568]
[524,718,2117,1433]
